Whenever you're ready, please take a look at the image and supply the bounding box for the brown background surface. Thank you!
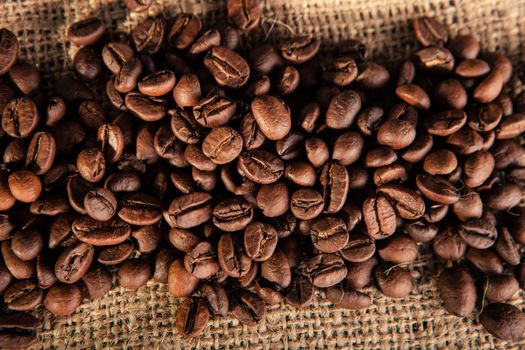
[1,0,525,348]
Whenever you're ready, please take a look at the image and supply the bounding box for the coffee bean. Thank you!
[307,253,347,288]
[340,232,375,263]
[0,312,38,349]
[81,264,112,299]
[68,18,105,45]
[4,280,43,311]
[332,131,363,166]
[44,283,82,316]
[377,119,416,150]
[72,216,131,246]
[414,47,454,73]
[218,232,252,278]
[73,46,103,81]
[172,74,201,108]
[24,132,56,175]
[11,229,43,261]
[465,247,504,275]
[458,218,497,249]
[396,84,431,110]
[202,126,243,164]
[290,188,324,220]
[1,241,33,279]
[118,193,162,226]
[362,194,397,240]
[496,113,525,139]
[238,150,284,184]
[285,274,314,308]
[322,56,358,86]
[425,109,466,137]
[473,71,503,103]
[463,150,494,188]
[280,35,320,64]
[77,148,106,183]
[364,147,398,168]
[213,197,253,232]
[299,103,321,134]
[416,174,459,204]
[125,93,166,122]
[434,79,467,110]
[102,42,134,74]
[8,170,41,203]
[165,192,212,229]
[256,182,289,218]
[438,266,476,316]
[55,242,94,283]
[448,34,479,60]
[413,17,448,47]
[251,95,291,140]
[484,274,519,303]
[84,188,117,222]
[132,18,164,54]
[326,284,371,309]
[97,241,134,265]
[243,222,278,262]
[239,112,266,150]
[174,297,210,337]
[423,149,457,175]
[480,303,525,340]
[284,161,316,187]
[319,162,349,214]
[485,182,523,211]
[375,264,413,298]
[204,46,250,88]
[168,14,201,50]
[183,242,219,279]
[310,216,348,253]
[118,259,151,290]
[356,62,390,89]
[495,227,520,265]
[325,90,361,129]
[193,94,237,128]
[2,97,39,138]
[377,235,418,264]
[0,29,19,75]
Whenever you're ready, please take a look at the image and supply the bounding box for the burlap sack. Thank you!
[1,0,525,348]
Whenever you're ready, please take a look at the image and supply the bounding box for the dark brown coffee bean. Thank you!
[322,56,358,86]
[285,275,314,308]
[170,170,195,194]
[72,216,131,246]
[97,123,124,164]
[290,188,324,220]
[0,312,38,349]
[423,149,457,175]
[2,97,39,138]
[307,253,347,288]
[168,259,200,298]
[169,227,201,253]
[299,103,321,134]
[373,163,408,185]
[451,188,482,222]
[173,74,201,108]
[166,192,212,229]
[484,274,519,303]
[468,103,502,133]
[228,0,261,32]
[375,264,413,298]
[280,35,320,64]
[169,109,203,145]
[377,119,416,150]
[118,258,150,290]
[485,182,523,211]
[125,93,166,122]
[433,79,467,110]
[73,46,103,81]
[256,182,289,218]
[480,303,525,341]
[0,214,14,241]
[463,150,494,188]
[240,112,265,150]
[319,162,349,214]
[275,131,304,161]
[8,170,41,203]
[325,90,361,129]
[326,284,371,309]
[101,42,134,74]
[448,34,479,60]
[416,174,459,204]
[54,76,94,103]
[81,264,112,299]
[362,194,397,240]
[356,62,390,89]
[185,145,216,172]
[413,16,448,47]
[0,176,15,211]
[55,242,94,283]
[76,148,105,183]
[432,227,467,261]
[284,161,316,187]
[496,113,525,139]
[8,60,40,94]
[465,248,504,275]
[249,45,282,75]
[243,222,278,262]
[189,28,221,55]
[495,227,520,265]
[483,52,513,83]
[395,60,416,86]
[213,197,253,232]
[68,18,105,46]
[202,126,243,165]
[106,80,127,111]
[1,240,32,280]
[24,131,56,175]
[404,220,438,243]
[168,13,201,50]
[455,58,490,78]
[132,18,164,54]
[304,137,329,168]
[66,175,95,214]
[175,297,210,337]
[4,280,43,311]
[43,283,82,316]
[118,193,161,226]
[137,70,176,97]
[414,47,454,73]
[273,65,299,95]
[204,46,250,88]
[339,232,374,262]
[377,184,425,220]
[438,266,476,316]
[78,100,106,130]
[184,242,219,279]
[238,150,284,184]
[11,229,43,261]
[84,188,117,222]
[332,131,363,166]
[3,138,26,165]
[310,216,348,253]
[135,124,159,165]
[251,95,291,140]
[193,94,236,128]
[97,241,134,265]
[218,232,252,277]
[425,109,466,137]
[0,29,19,75]
[473,71,503,103]
[396,84,431,110]
[230,289,266,326]
[377,235,418,264]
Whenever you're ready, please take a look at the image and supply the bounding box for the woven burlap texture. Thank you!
[1,0,525,348]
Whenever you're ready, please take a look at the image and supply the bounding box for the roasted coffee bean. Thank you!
[256,182,289,217]
[495,227,520,265]
[132,224,160,252]
[414,47,454,73]
[485,182,523,211]
[463,150,494,188]
[44,283,82,316]
[54,242,94,283]
[423,149,457,175]
[339,232,375,263]
[230,289,266,326]
[496,113,525,139]
[78,101,106,130]
[0,312,38,349]
[11,229,43,261]
[166,192,212,229]
[448,34,479,59]
[404,220,438,243]
[326,284,371,309]
[84,188,117,222]
[251,95,291,140]
[168,14,201,50]
[480,303,525,341]
[285,274,314,308]
[204,46,250,88]
[68,18,105,45]
[218,232,252,277]
[290,188,324,220]
[125,93,166,122]
[72,216,131,246]
[202,126,243,164]
[432,227,467,261]
[465,248,504,275]
[193,95,236,129]
[325,90,361,129]
[373,163,408,185]
[0,29,19,75]
[396,84,431,110]
[118,193,161,225]
[170,109,203,145]
[319,162,349,214]
[280,35,320,64]
[8,170,41,203]
[4,138,27,164]
[175,297,210,337]
[362,194,397,240]
[413,16,448,47]
[377,119,416,150]
[173,74,201,108]
[275,131,304,161]
[377,234,418,264]
[189,28,221,55]
[198,283,227,317]
[238,150,284,184]
[240,112,266,150]
[305,137,329,168]
[97,123,124,164]
[24,131,56,175]
[4,280,43,311]
[102,42,133,74]
[118,259,151,290]
[213,197,253,232]
[374,265,413,298]
[77,148,105,183]
[416,174,459,204]
[434,79,467,110]
[484,274,519,303]
[322,56,358,86]
[299,103,321,134]
[458,218,497,249]
[2,97,39,138]
[168,259,200,298]
[81,264,112,299]
[97,241,134,265]
[307,253,347,288]
[183,242,219,279]
[132,17,164,54]
[438,266,476,316]
[284,161,316,187]
[310,216,348,253]
[1,241,33,279]
[364,147,397,168]
[73,46,103,81]
[332,131,363,166]
[378,184,425,220]
[473,71,503,103]
[345,256,378,290]
[228,0,261,32]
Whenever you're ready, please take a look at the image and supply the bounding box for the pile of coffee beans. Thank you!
[0,1,525,347]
